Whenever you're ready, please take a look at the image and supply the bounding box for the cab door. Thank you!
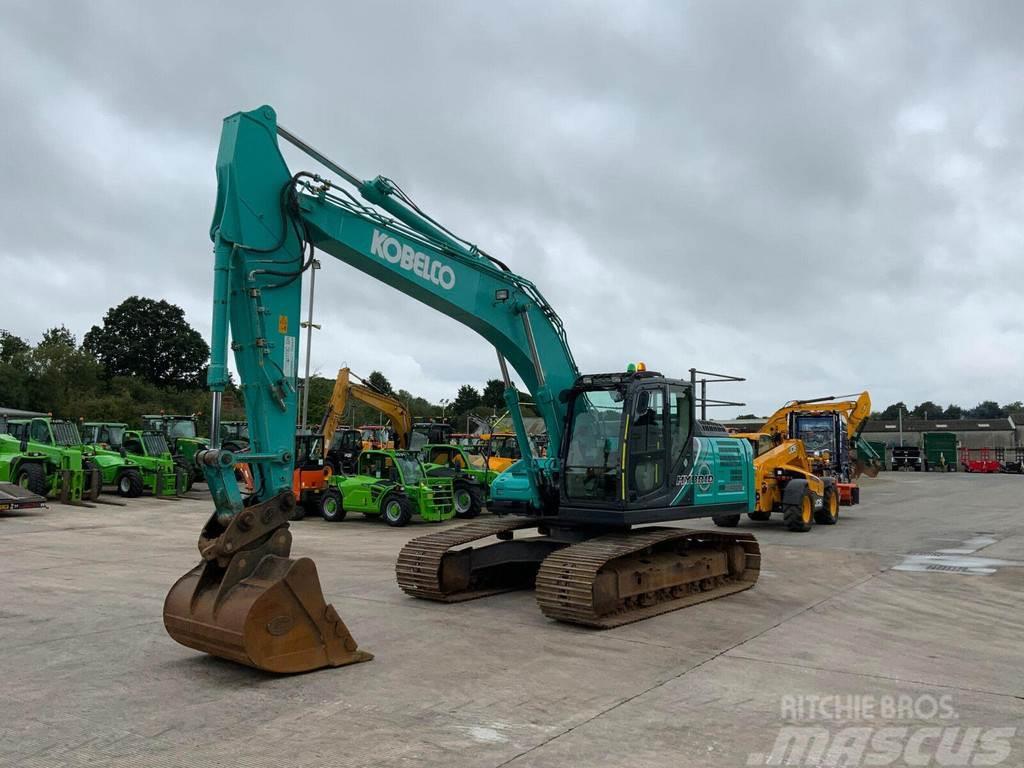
[626,385,667,505]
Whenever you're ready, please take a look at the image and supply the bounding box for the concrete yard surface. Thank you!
[1,472,1022,767]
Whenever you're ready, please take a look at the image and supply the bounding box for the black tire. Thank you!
[747,511,771,522]
[319,489,346,522]
[453,482,484,519]
[15,463,48,495]
[292,503,307,521]
[815,484,839,525]
[851,486,860,505]
[712,514,741,527]
[783,490,814,532]
[116,469,144,498]
[382,494,413,527]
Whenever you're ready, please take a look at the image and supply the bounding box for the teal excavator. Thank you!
[164,106,762,674]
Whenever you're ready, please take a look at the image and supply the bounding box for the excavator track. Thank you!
[396,517,543,601]
[535,528,760,628]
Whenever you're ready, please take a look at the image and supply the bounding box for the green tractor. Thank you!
[318,449,460,526]
[219,421,249,452]
[419,443,494,517]
[141,414,209,484]
[0,417,100,502]
[80,422,188,496]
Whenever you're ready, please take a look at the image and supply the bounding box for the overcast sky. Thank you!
[2,1,1022,416]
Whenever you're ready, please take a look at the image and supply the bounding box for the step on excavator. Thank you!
[164,106,762,673]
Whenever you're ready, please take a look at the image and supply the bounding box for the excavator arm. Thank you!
[321,367,413,449]
[207,105,578,511]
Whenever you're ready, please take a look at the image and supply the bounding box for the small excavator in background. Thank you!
[164,105,761,674]
[320,367,413,470]
[723,393,875,532]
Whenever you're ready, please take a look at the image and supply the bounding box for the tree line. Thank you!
[736,400,1024,421]
[0,296,523,435]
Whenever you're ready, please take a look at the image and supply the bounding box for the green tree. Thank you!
[911,401,943,419]
[482,379,506,410]
[26,326,104,417]
[367,370,393,395]
[967,400,1003,419]
[735,413,758,420]
[878,402,907,419]
[0,329,31,363]
[1002,400,1024,415]
[943,404,963,419]
[83,296,209,388]
[0,330,32,408]
[451,384,481,420]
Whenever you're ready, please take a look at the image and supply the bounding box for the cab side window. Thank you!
[668,386,693,477]
[629,388,665,497]
[30,420,51,444]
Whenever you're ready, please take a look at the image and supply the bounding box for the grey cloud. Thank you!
[2,1,1023,413]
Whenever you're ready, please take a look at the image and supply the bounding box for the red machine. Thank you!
[959,448,1001,473]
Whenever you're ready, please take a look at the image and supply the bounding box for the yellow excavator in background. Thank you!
[719,392,875,532]
[321,368,413,457]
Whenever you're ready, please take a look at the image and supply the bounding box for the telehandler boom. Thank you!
[164,106,761,673]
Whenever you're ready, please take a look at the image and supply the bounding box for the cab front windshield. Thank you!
[168,419,197,439]
[563,387,625,501]
[105,426,125,448]
[394,452,424,483]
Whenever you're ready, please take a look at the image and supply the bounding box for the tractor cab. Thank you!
[7,417,84,448]
[326,427,362,474]
[219,421,249,451]
[81,422,128,450]
[359,424,393,450]
[358,449,425,485]
[123,430,172,458]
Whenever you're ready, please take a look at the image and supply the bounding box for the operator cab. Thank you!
[790,411,851,480]
[557,368,749,525]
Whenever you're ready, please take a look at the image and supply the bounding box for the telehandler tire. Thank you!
[712,514,741,527]
[453,482,484,519]
[117,469,144,498]
[815,484,839,525]
[16,463,48,495]
[783,490,814,532]
[748,511,771,522]
[382,494,412,527]
[319,489,346,522]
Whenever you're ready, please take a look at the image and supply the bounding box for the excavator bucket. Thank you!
[163,494,372,673]
[854,458,881,479]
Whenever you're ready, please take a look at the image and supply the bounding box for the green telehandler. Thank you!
[80,422,188,496]
[8,417,145,498]
[0,417,100,503]
[318,449,459,526]
[141,414,209,485]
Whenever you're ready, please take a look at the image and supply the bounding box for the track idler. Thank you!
[163,491,372,673]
